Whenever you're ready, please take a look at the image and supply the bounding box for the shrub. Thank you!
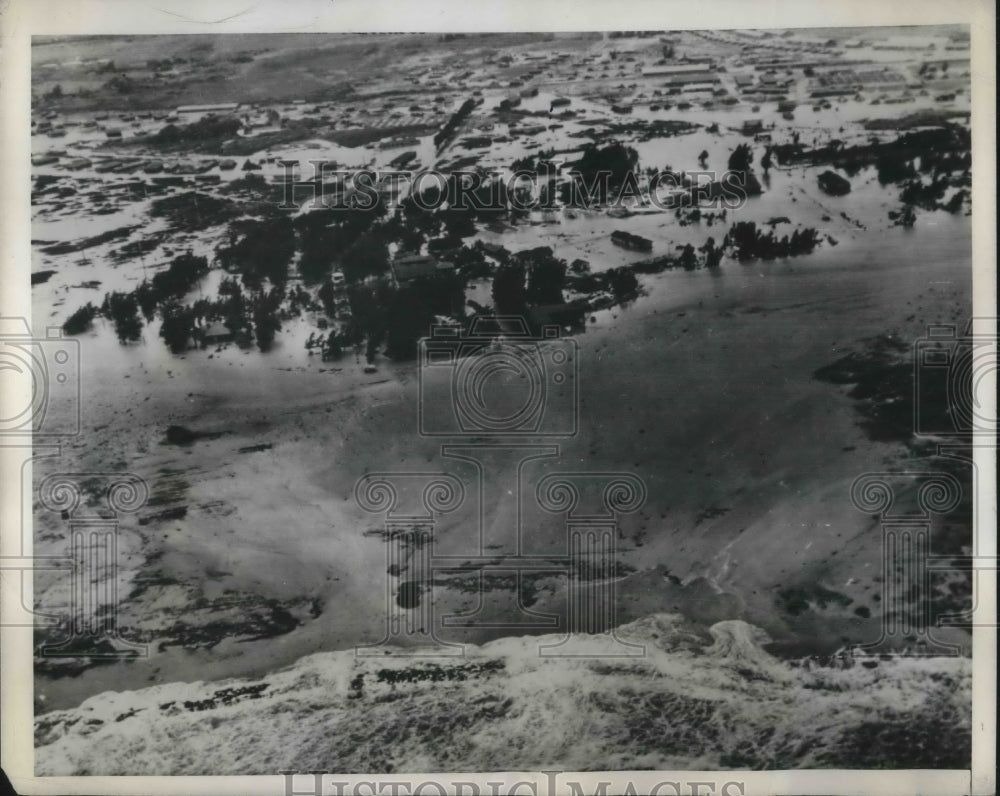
[63,303,98,335]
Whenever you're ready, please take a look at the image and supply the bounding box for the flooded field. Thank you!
[23,24,980,774]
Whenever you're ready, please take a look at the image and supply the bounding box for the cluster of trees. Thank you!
[701,238,725,268]
[102,291,144,344]
[62,303,98,335]
[297,186,492,291]
[675,239,723,270]
[158,301,197,353]
[156,279,288,353]
[490,247,568,315]
[215,276,251,332]
[888,206,917,228]
[65,252,209,342]
[674,206,729,227]
[339,230,391,284]
[200,278,304,353]
[727,143,754,174]
[899,177,965,213]
[919,148,971,179]
[63,246,297,353]
[567,265,640,303]
[403,174,511,234]
[772,126,971,179]
[65,181,507,360]
[294,202,462,287]
[153,115,243,147]
[876,153,917,185]
[870,129,970,217]
[343,269,468,363]
[724,222,821,261]
[150,200,487,361]
[150,191,238,232]
[296,208,380,285]
[134,251,209,316]
[292,210,336,283]
[624,237,726,276]
[711,145,764,197]
[216,216,295,289]
[760,148,773,174]
[305,330,350,361]
[605,268,640,301]
[251,288,284,351]
[451,242,494,278]
[563,143,640,204]
[434,97,478,149]
[510,150,559,173]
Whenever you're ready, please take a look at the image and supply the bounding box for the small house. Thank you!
[202,323,234,345]
[817,170,851,196]
[611,230,653,252]
[390,254,456,285]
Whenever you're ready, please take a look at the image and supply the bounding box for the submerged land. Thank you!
[29,27,974,772]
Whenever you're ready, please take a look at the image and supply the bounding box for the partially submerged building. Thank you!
[202,323,235,345]
[611,230,653,252]
[390,254,457,285]
[817,170,851,196]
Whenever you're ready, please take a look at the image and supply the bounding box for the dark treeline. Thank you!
[216,216,296,289]
[134,251,209,316]
[295,205,389,286]
[294,180,502,292]
[101,291,144,343]
[61,124,828,362]
[560,143,640,205]
[151,115,243,148]
[725,222,821,261]
[567,266,640,304]
[491,246,568,315]
[772,125,970,179]
[156,279,309,354]
[309,269,468,365]
[434,97,479,149]
[64,248,307,354]
[898,178,967,213]
[149,191,244,232]
[62,303,99,336]
[771,125,970,224]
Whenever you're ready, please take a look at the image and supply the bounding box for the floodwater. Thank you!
[28,34,974,712]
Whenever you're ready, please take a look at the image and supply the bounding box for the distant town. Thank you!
[31,28,970,360]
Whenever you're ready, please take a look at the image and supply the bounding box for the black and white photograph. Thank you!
[0,1,995,794]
